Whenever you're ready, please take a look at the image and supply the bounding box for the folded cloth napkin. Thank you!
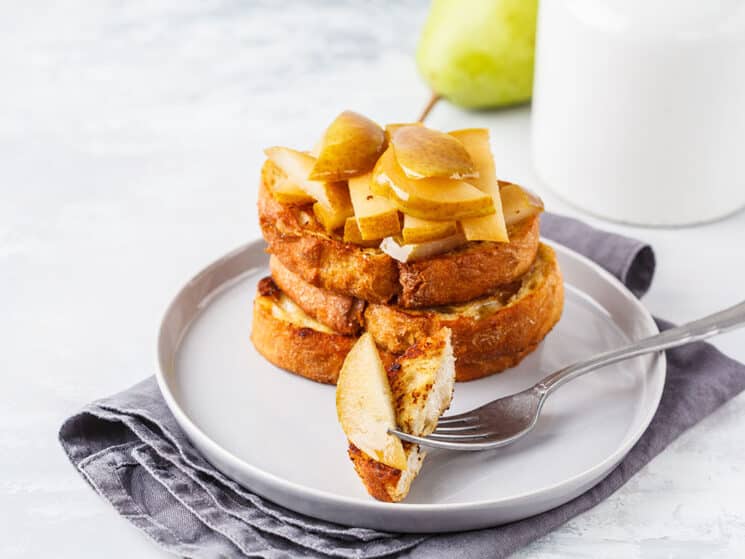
[60,213,745,559]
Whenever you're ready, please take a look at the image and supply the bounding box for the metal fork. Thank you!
[391,300,745,451]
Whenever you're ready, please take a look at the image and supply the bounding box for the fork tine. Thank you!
[436,412,478,425]
[390,430,460,449]
[433,423,480,432]
[427,431,495,441]
[390,429,504,451]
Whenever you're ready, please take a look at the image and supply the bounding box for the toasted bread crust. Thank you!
[267,243,563,382]
[252,278,399,383]
[251,278,357,384]
[269,256,365,335]
[259,182,400,304]
[366,244,564,381]
[348,442,426,503]
[258,160,540,308]
[348,444,403,503]
[396,216,539,307]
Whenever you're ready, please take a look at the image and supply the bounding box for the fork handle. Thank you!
[536,300,745,395]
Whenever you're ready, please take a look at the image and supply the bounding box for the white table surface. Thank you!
[2,2,744,557]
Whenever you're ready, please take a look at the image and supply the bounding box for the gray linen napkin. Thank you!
[60,213,745,559]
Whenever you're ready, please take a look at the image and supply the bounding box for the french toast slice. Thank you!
[258,160,540,308]
[250,277,358,385]
[338,329,455,502]
[366,244,564,381]
[262,243,563,382]
[347,443,425,503]
[269,255,365,336]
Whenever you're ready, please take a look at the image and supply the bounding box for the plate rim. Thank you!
[155,238,666,516]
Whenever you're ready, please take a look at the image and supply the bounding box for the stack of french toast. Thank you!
[250,111,564,501]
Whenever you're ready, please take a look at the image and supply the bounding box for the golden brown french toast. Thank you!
[258,160,540,308]
[338,329,455,502]
[250,277,358,385]
[269,255,365,336]
[365,244,564,381]
[347,442,425,503]
[256,243,563,382]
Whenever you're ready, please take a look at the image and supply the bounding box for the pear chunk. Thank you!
[348,174,401,240]
[401,214,457,244]
[336,333,407,471]
[309,111,386,181]
[390,125,477,180]
[372,148,495,221]
[450,128,509,242]
[264,146,352,212]
[343,217,381,248]
[313,201,353,233]
[268,175,315,205]
[499,181,544,226]
[384,122,422,143]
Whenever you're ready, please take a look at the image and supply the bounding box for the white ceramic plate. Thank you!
[156,240,665,533]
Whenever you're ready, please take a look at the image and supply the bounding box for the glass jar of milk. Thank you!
[532,0,745,225]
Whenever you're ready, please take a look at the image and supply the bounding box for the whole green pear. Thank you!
[416,0,538,109]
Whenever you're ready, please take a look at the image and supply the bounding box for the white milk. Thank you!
[532,0,745,225]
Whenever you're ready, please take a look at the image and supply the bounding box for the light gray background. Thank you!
[2,1,744,557]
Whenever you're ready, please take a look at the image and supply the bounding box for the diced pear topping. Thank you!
[401,214,457,244]
[264,116,544,249]
[450,128,509,242]
[348,174,401,240]
[500,181,544,226]
[313,201,352,233]
[309,111,386,181]
[372,148,495,221]
[343,217,381,248]
[390,124,477,180]
[384,122,422,143]
[264,146,353,213]
[268,175,315,205]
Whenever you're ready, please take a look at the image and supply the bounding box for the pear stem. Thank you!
[417,92,441,123]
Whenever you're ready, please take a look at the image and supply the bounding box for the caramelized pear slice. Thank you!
[372,148,494,220]
[313,201,353,233]
[384,122,422,143]
[268,175,315,205]
[401,214,457,244]
[450,128,509,243]
[264,147,352,212]
[390,125,477,180]
[336,333,407,471]
[499,181,544,226]
[309,111,386,181]
[460,214,508,243]
[348,174,401,240]
[343,217,382,248]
